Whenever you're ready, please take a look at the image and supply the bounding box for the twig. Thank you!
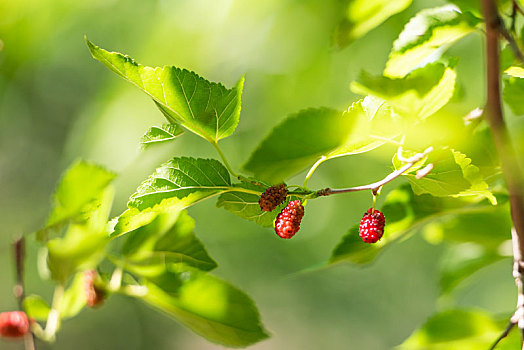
[489,318,516,350]
[13,237,36,350]
[316,147,433,196]
[491,1,524,63]
[482,0,524,348]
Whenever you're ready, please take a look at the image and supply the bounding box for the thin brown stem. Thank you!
[317,147,433,197]
[13,237,36,350]
[489,319,516,349]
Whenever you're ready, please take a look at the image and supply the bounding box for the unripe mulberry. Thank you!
[275,200,304,239]
[0,311,30,338]
[359,208,385,243]
[84,270,105,307]
[259,184,287,212]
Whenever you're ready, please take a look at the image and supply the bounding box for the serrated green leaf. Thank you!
[47,185,114,282]
[385,6,480,77]
[121,210,217,272]
[451,150,497,204]
[23,295,51,321]
[352,63,456,120]
[128,157,231,211]
[86,39,244,143]
[38,160,116,240]
[140,264,269,347]
[333,0,412,48]
[216,183,282,228]
[60,272,88,319]
[140,123,184,149]
[399,309,519,349]
[243,108,353,183]
[503,74,524,115]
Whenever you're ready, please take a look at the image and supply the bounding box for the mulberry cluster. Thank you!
[275,200,304,239]
[259,184,287,212]
[359,208,385,243]
[0,311,30,338]
[84,270,105,308]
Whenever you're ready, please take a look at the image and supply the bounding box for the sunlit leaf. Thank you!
[505,66,524,78]
[121,210,217,272]
[352,62,456,120]
[503,73,524,115]
[385,5,480,77]
[140,123,184,149]
[333,0,412,48]
[47,186,114,282]
[139,264,269,347]
[38,160,116,240]
[399,309,519,349]
[87,39,244,143]
[128,157,231,211]
[23,295,51,321]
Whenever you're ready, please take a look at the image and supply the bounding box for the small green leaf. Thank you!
[38,160,116,240]
[505,66,524,78]
[216,183,282,228]
[23,295,51,321]
[60,272,88,319]
[243,108,354,183]
[47,186,114,282]
[503,74,524,115]
[128,157,231,211]
[352,62,456,120]
[385,6,480,77]
[333,0,412,48]
[86,39,244,143]
[121,210,217,272]
[140,264,269,347]
[140,123,184,149]
[399,309,519,349]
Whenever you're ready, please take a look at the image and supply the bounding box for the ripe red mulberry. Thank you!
[84,270,105,307]
[259,184,287,212]
[275,200,304,239]
[359,208,385,243]
[0,311,30,338]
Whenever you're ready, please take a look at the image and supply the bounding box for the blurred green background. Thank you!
[0,0,517,349]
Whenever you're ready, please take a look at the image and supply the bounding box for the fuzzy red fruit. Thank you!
[0,311,30,338]
[259,184,288,212]
[275,200,304,239]
[84,270,105,307]
[359,208,385,243]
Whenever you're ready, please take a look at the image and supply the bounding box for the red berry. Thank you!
[0,311,30,338]
[359,208,385,243]
[84,270,105,307]
[275,200,304,239]
[259,184,288,212]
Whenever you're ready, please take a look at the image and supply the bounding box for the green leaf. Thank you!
[397,148,496,202]
[23,295,51,321]
[140,123,184,149]
[384,6,480,77]
[47,185,114,282]
[505,66,524,78]
[128,157,231,211]
[38,160,116,240]
[399,309,519,349]
[121,210,217,272]
[140,264,269,347]
[243,108,354,183]
[503,73,524,115]
[351,62,456,120]
[60,272,88,319]
[333,0,412,48]
[86,39,244,143]
[216,183,283,228]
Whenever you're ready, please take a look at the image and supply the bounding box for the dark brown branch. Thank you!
[482,0,524,348]
[13,237,36,350]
